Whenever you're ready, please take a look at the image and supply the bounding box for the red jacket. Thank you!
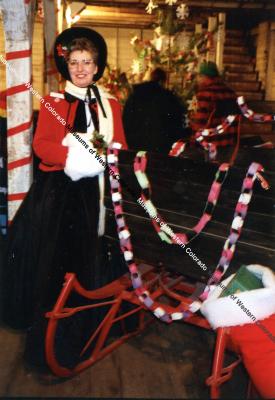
[33,93,128,171]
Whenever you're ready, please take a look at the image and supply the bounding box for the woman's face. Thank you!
[68,50,98,88]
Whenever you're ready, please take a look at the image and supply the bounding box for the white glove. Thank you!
[62,133,106,181]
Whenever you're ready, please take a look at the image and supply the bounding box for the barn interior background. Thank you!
[0,1,274,398]
[0,0,275,234]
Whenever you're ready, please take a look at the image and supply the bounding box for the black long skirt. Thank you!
[2,170,129,370]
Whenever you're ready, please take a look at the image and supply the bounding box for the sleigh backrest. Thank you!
[104,148,275,283]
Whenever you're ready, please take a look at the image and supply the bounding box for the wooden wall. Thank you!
[265,22,275,101]
[94,26,153,73]
[255,21,269,91]
[251,21,275,100]
[1,12,275,103]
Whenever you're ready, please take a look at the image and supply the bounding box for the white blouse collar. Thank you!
[65,81,96,101]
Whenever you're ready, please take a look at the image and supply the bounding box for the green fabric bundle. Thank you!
[220,265,264,297]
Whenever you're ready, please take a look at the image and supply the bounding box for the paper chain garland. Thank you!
[107,146,175,322]
[106,96,271,321]
[107,145,268,322]
[191,162,267,311]
[237,96,275,122]
[169,114,238,158]
[170,95,275,158]
[194,114,238,159]
[134,151,230,246]
[169,139,186,157]
[133,151,268,310]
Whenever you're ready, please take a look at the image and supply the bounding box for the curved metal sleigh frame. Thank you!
[45,264,210,378]
[45,264,258,398]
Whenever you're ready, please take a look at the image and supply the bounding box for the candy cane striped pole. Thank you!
[0,0,35,223]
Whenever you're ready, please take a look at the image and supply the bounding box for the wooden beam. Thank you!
[77,1,275,30]
[78,5,154,28]
[81,5,154,19]
[77,19,153,29]
[83,0,275,10]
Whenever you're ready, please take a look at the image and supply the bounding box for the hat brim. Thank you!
[54,27,107,82]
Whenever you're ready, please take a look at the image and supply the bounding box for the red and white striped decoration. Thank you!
[1,0,36,222]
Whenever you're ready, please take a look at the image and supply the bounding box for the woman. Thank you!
[2,27,128,369]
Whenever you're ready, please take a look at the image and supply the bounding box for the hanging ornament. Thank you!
[151,27,164,51]
[146,0,158,14]
[130,35,139,46]
[188,95,198,112]
[176,4,189,20]
[151,36,164,51]
[165,0,178,5]
[131,59,143,74]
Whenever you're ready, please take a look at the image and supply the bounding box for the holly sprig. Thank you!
[90,130,108,153]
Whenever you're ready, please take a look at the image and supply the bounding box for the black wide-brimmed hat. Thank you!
[54,27,107,82]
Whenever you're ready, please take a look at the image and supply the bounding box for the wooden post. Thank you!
[43,0,59,93]
[32,14,45,109]
[0,0,35,222]
[195,24,202,34]
[207,16,217,63]
[216,13,225,72]
[57,0,65,33]
[255,21,269,91]
[167,34,171,88]
[265,22,275,100]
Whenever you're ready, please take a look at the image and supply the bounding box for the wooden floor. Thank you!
[0,319,248,399]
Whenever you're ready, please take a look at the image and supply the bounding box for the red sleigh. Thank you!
[45,269,260,398]
[44,142,274,398]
